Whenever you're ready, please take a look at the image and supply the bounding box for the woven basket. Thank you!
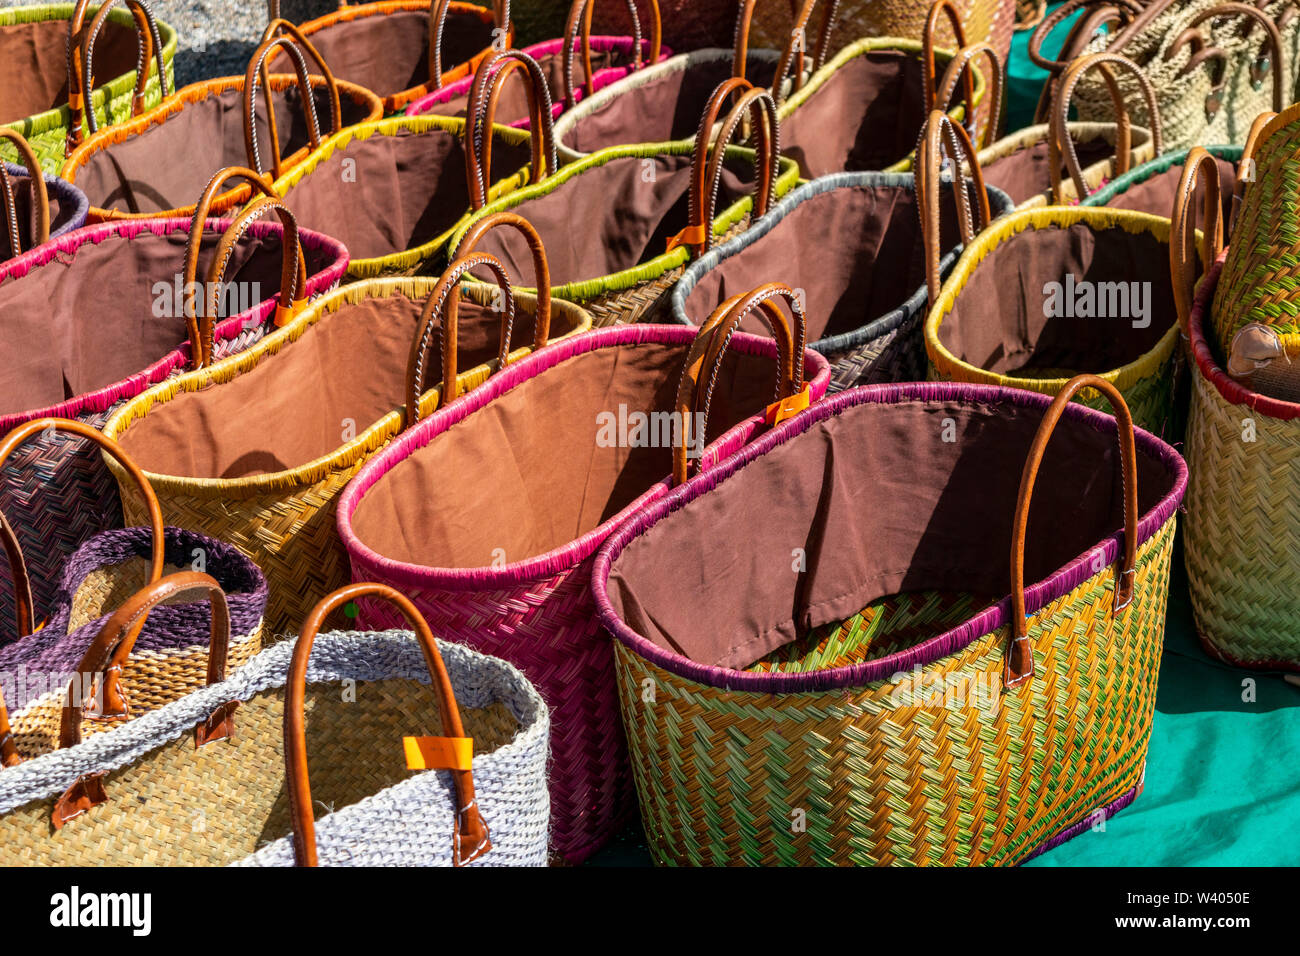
[271,0,505,113]
[338,287,833,863]
[0,129,89,259]
[0,194,347,649]
[926,205,1184,437]
[1081,144,1243,216]
[61,22,383,222]
[592,373,1187,866]
[0,1,177,174]
[670,116,1016,392]
[453,82,801,327]
[103,218,591,640]
[0,421,266,765]
[0,581,550,866]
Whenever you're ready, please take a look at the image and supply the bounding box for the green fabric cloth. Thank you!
[1006,3,1078,134]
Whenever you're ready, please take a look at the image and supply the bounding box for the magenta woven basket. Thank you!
[0,216,348,646]
[404,34,670,122]
[337,321,831,863]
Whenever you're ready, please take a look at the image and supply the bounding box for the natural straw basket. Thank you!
[0,580,550,866]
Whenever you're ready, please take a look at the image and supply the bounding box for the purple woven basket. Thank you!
[338,323,831,863]
[0,217,348,647]
[404,35,670,121]
[591,379,1188,866]
[0,162,89,260]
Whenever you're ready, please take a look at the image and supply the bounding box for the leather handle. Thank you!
[0,130,51,256]
[917,109,991,305]
[1231,107,1274,233]
[449,209,550,342]
[205,196,307,361]
[248,20,344,181]
[923,0,971,120]
[0,419,164,684]
[769,0,840,103]
[1169,147,1224,337]
[1164,3,1285,114]
[1048,52,1162,203]
[67,0,169,147]
[58,572,231,749]
[933,41,1006,149]
[464,50,558,210]
[431,0,513,87]
[1026,0,1145,73]
[1030,2,1137,125]
[287,583,491,867]
[672,282,806,486]
[183,166,281,368]
[1006,374,1138,688]
[562,0,661,107]
[407,251,516,424]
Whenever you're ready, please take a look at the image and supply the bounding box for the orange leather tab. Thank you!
[665,223,708,254]
[764,385,811,425]
[195,700,240,748]
[404,736,474,771]
[68,91,83,112]
[273,302,298,327]
[52,773,107,830]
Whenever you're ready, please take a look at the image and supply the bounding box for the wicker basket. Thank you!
[0,129,89,259]
[0,1,177,174]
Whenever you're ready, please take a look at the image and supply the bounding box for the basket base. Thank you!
[1021,783,1141,864]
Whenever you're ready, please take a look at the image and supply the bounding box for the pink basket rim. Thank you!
[337,323,831,590]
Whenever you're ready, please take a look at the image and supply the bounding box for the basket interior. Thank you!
[269,8,493,99]
[938,221,1176,377]
[981,135,1116,207]
[279,125,531,262]
[0,226,338,415]
[74,81,377,215]
[0,169,83,258]
[1099,154,1238,219]
[113,287,581,478]
[0,17,141,123]
[349,338,793,569]
[606,395,1179,671]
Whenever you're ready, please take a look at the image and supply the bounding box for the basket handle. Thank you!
[1026,0,1145,73]
[464,50,558,210]
[1007,374,1138,689]
[0,419,164,661]
[732,0,836,84]
[922,1,972,123]
[286,583,491,867]
[667,80,778,257]
[247,20,344,181]
[933,41,1005,149]
[431,0,513,87]
[57,572,236,753]
[66,0,169,149]
[1231,107,1274,232]
[672,282,807,486]
[1163,3,1285,120]
[1048,51,1162,203]
[0,130,51,256]
[450,209,550,342]
[183,166,283,368]
[916,109,991,306]
[204,195,308,360]
[769,0,840,103]
[562,0,661,107]
[1169,147,1225,338]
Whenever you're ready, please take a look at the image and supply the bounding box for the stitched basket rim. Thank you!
[1081,144,1242,208]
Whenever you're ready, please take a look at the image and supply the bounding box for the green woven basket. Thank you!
[1081,144,1243,211]
[0,2,177,174]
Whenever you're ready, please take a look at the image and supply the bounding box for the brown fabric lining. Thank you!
[1102,156,1238,219]
[463,152,755,287]
[981,138,1114,206]
[349,341,785,568]
[780,51,931,178]
[606,397,1175,670]
[0,19,140,124]
[0,171,78,259]
[561,53,779,155]
[0,229,336,414]
[938,222,1174,376]
[267,9,493,99]
[113,290,581,478]
[278,125,531,262]
[421,47,625,124]
[682,182,976,340]
[74,82,377,215]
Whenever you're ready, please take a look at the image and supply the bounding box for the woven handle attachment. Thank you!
[0,418,165,739]
[562,0,661,107]
[464,50,558,210]
[287,583,491,867]
[1170,147,1225,337]
[431,0,514,87]
[916,109,991,305]
[933,41,1005,149]
[1006,374,1138,689]
[672,282,807,486]
[0,130,51,256]
[247,20,344,181]
[1048,51,1162,203]
[66,0,169,148]
[1164,3,1285,121]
